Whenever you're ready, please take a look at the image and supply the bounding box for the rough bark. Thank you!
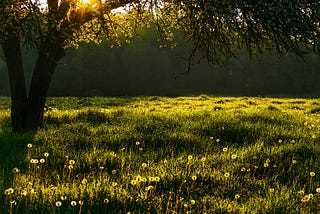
[24,45,65,130]
[1,34,27,132]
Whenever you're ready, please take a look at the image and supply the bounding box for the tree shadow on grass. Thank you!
[0,117,35,210]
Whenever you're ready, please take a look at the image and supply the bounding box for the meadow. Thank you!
[1,95,320,213]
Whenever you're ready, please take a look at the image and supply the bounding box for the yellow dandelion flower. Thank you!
[40,159,45,164]
[61,196,67,201]
[44,152,49,157]
[69,160,75,165]
[190,199,196,205]
[71,201,77,206]
[68,165,74,170]
[209,137,214,140]
[141,163,147,168]
[278,139,282,143]
[154,176,160,182]
[78,200,84,206]
[301,195,310,203]
[269,188,275,193]
[235,194,240,199]
[149,177,155,182]
[201,157,206,162]
[223,147,228,152]
[298,190,305,195]
[265,159,270,163]
[292,160,297,164]
[216,139,220,143]
[27,144,32,148]
[112,182,118,187]
[136,141,140,146]
[231,154,237,159]
[316,188,320,193]
[308,193,314,199]
[12,168,19,173]
[21,190,27,196]
[112,170,117,174]
[188,155,193,160]
[33,159,39,164]
[104,198,109,204]
[264,163,269,168]
[4,188,14,195]
[310,172,316,177]
[99,166,104,170]
[224,172,230,178]
[55,201,62,207]
[142,178,147,183]
[130,180,137,185]
[146,186,154,191]
[184,204,188,208]
[191,175,197,181]
[241,167,246,172]
[136,176,142,182]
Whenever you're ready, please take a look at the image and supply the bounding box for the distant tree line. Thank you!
[1,29,320,98]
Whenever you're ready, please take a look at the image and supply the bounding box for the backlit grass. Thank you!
[1,96,320,213]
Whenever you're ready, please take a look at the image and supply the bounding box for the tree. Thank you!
[1,0,320,132]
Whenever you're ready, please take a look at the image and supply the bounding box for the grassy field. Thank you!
[1,96,320,213]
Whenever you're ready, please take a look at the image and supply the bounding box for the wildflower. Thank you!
[44,152,49,157]
[136,176,142,182]
[201,157,206,162]
[136,141,140,146]
[223,147,228,152]
[78,200,84,206]
[146,186,154,191]
[292,160,297,164]
[241,167,246,172]
[149,177,155,182]
[278,139,282,143]
[316,188,320,193]
[21,190,27,196]
[71,201,77,206]
[104,198,109,204]
[235,194,240,200]
[312,134,316,139]
[68,165,74,170]
[4,188,14,195]
[190,199,196,205]
[40,159,45,163]
[265,159,270,163]
[216,139,220,143]
[188,155,193,161]
[61,196,67,201]
[209,137,214,140]
[110,151,116,156]
[33,159,39,164]
[269,188,275,193]
[184,204,188,208]
[131,180,137,185]
[12,168,19,173]
[191,175,197,181]
[141,178,147,183]
[112,170,117,175]
[301,195,310,203]
[298,190,305,195]
[69,160,75,165]
[264,163,269,168]
[112,182,118,187]
[154,176,160,182]
[231,154,237,159]
[99,166,104,170]
[27,144,32,148]
[290,140,295,144]
[141,163,147,168]
[224,172,230,178]
[55,201,62,207]
[308,193,314,199]
[139,148,143,151]
[310,172,316,177]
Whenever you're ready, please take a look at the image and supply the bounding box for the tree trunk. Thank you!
[24,45,65,130]
[1,34,27,132]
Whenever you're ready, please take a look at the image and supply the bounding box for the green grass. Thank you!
[1,96,320,213]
